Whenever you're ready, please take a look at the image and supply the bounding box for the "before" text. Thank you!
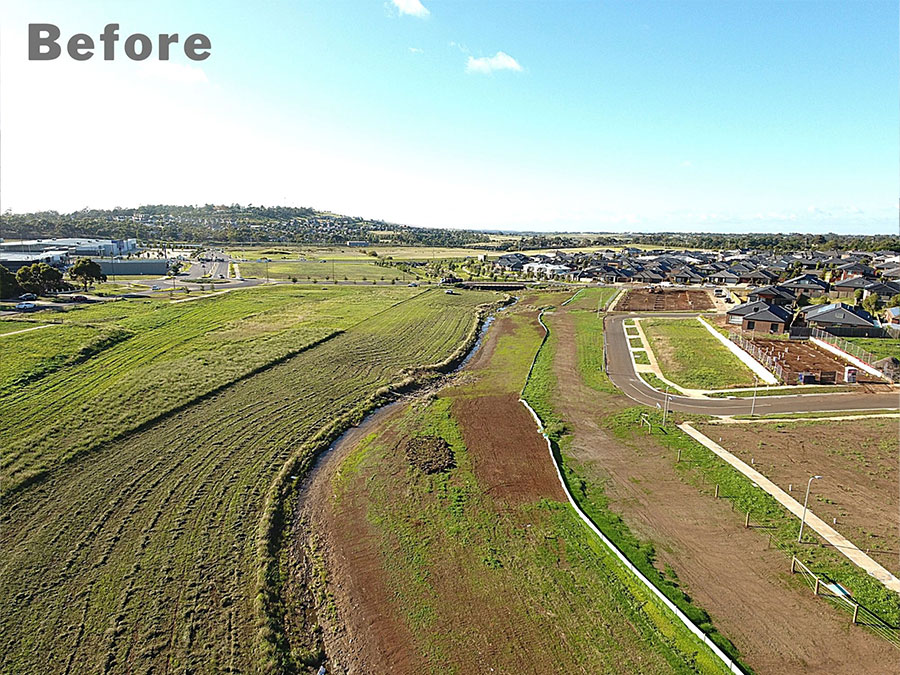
[28,23,211,61]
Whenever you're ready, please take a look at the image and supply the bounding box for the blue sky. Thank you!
[1,0,897,233]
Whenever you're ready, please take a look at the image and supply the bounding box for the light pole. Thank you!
[663,385,670,425]
[750,374,759,417]
[798,475,823,542]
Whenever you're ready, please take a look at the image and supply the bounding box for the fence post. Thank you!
[790,557,797,574]
[714,484,719,499]
[852,602,860,625]
[814,578,820,596]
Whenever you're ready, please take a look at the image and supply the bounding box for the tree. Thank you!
[69,258,106,291]
[853,288,864,304]
[886,294,900,308]
[16,263,66,295]
[862,293,881,316]
[0,264,21,299]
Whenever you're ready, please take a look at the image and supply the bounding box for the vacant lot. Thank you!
[845,337,900,361]
[619,288,713,311]
[744,336,881,384]
[0,289,494,673]
[292,304,731,673]
[697,418,899,571]
[642,318,756,389]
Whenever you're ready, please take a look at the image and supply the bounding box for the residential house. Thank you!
[781,274,830,298]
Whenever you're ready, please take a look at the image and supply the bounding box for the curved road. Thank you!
[604,312,899,416]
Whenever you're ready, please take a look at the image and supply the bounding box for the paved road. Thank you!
[604,312,899,416]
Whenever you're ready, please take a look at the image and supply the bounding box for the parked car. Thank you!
[18,293,36,301]
[151,285,161,290]
[15,302,36,310]
[408,282,418,287]
[71,295,87,302]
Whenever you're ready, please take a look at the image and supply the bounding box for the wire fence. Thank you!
[791,557,900,648]
[807,328,892,377]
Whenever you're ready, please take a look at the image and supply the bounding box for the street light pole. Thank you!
[750,374,759,417]
[663,385,670,425]
[798,475,823,542]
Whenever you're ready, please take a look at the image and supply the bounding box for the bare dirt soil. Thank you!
[453,394,565,505]
[697,419,899,572]
[550,306,896,674]
[403,435,454,474]
[743,336,882,384]
[619,288,714,312]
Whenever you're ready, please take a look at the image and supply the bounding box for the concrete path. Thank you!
[706,413,899,424]
[679,422,900,594]
[0,323,55,338]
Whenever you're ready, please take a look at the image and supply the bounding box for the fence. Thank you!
[729,331,786,382]
[791,557,900,648]
[790,325,886,339]
[808,327,883,368]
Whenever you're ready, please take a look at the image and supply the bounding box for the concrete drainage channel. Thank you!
[520,305,745,674]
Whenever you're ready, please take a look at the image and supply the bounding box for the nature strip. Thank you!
[520,305,745,675]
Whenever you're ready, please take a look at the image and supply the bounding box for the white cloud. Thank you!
[466,51,523,74]
[392,0,430,18]
[408,47,424,54]
[680,160,692,168]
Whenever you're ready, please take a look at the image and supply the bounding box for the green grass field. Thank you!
[1,285,424,495]
[0,320,43,335]
[0,287,496,673]
[227,245,493,261]
[641,318,756,389]
[239,260,412,282]
[845,337,900,361]
[564,286,620,311]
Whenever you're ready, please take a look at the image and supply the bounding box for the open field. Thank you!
[695,418,899,571]
[288,301,733,673]
[0,288,496,673]
[0,319,44,334]
[227,245,493,261]
[541,300,898,673]
[239,260,411,281]
[642,318,756,389]
[845,337,900,361]
[744,335,881,384]
[1,285,421,495]
[619,288,714,312]
[564,285,621,311]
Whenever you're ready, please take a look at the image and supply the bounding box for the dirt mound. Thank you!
[404,435,455,473]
